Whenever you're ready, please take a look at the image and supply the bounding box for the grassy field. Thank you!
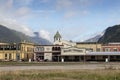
[0,70,120,80]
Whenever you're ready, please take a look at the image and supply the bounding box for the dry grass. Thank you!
[0,69,120,80]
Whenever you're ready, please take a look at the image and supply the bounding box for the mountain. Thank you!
[0,24,51,45]
[0,25,32,43]
[85,31,105,42]
[98,25,120,43]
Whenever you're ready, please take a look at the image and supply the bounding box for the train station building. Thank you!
[34,31,120,62]
[1,31,120,62]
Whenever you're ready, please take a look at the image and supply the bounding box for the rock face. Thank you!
[0,25,52,45]
[98,25,120,43]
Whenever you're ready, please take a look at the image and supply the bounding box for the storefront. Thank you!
[61,47,86,62]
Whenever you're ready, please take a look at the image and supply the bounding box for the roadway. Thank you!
[0,62,120,71]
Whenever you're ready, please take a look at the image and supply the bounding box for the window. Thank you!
[5,54,7,57]
[27,47,29,52]
[0,46,3,50]
[96,48,100,52]
[88,48,93,52]
[113,48,118,52]
[34,47,44,52]
[13,45,16,50]
[9,53,12,59]
[5,54,7,59]
[21,47,23,51]
[11,45,14,50]
[39,47,44,51]
[105,48,110,52]
[4,45,7,50]
[34,47,38,52]
[6,45,10,50]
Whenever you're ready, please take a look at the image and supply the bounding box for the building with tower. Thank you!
[1,31,120,62]
[49,31,120,62]
[34,31,85,62]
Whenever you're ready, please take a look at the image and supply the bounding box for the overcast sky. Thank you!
[0,0,120,42]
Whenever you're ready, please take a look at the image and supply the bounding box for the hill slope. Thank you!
[98,25,120,43]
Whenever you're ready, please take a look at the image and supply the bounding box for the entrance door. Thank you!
[16,53,20,61]
[36,53,44,61]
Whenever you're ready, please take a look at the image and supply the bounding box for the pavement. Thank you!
[0,63,120,71]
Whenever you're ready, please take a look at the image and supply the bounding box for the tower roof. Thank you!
[54,31,62,38]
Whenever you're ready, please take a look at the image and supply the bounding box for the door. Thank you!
[16,53,20,61]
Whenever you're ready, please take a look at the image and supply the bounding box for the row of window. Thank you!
[86,48,101,52]
[34,47,44,52]
[34,48,119,52]
[1,46,119,52]
[34,47,61,52]
[0,45,20,50]
[104,48,119,52]
[86,48,119,52]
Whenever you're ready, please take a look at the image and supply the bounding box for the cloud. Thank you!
[0,0,31,19]
[0,0,34,36]
[14,0,33,6]
[0,0,13,9]
[63,10,89,19]
[15,7,31,17]
[39,30,51,41]
[55,0,92,19]
[55,0,94,10]
[6,0,13,8]
[64,11,77,19]
[56,0,73,11]
[0,18,34,36]
[77,0,93,7]
[0,0,13,16]
[40,0,49,3]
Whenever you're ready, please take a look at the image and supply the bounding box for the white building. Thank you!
[34,31,120,62]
